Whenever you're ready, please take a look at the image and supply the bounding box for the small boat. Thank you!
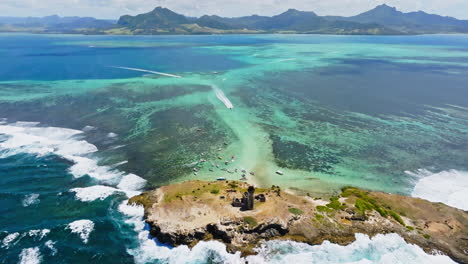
[216,177,226,181]
[276,170,284,175]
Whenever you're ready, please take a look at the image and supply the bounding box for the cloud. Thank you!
[1,0,468,19]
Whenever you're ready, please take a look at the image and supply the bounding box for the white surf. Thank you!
[409,169,468,211]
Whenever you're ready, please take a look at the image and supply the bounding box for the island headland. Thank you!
[129,180,468,263]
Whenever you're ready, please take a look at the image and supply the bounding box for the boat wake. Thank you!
[212,85,234,109]
[111,66,182,78]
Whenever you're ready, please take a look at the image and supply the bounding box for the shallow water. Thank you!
[1,33,468,263]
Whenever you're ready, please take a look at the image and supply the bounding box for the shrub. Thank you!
[388,210,405,226]
[210,189,220,194]
[316,205,333,213]
[288,208,304,215]
[243,217,258,228]
[326,197,345,210]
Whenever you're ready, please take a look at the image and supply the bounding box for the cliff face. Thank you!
[129,181,468,263]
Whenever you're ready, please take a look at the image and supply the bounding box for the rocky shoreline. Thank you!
[129,180,468,263]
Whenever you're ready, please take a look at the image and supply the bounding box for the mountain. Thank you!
[0,15,115,33]
[2,5,468,35]
[118,7,189,30]
[116,7,396,35]
[333,4,468,33]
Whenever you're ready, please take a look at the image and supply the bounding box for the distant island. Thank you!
[2,4,468,35]
[129,180,468,263]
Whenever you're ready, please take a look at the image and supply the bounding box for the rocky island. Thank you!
[129,180,468,263]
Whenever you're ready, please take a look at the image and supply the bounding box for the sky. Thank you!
[1,0,468,20]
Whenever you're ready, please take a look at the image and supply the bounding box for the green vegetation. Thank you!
[128,193,153,208]
[288,208,304,215]
[406,226,414,231]
[423,234,431,239]
[314,213,324,221]
[326,197,346,210]
[388,210,405,226]
[316,205,333,213]
[210,189,220,194]
[341,187,405,226]
[243,216,258,228]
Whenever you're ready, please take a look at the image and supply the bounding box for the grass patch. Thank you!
[406,226,414,231]
[388,210,405,225]
[243,216,258,228]
[210,189,220,194]
[316,205,333,213]
[342,187,405,226]
[128,193,152,208]
[423,234,431,239]
[288,208,304,215]
[326,197,345,210]
[314,213,324,221]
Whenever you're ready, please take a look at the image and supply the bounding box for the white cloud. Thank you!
[1,0,467,19]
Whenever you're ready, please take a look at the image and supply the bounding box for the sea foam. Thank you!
[22,193,40,207]
[246,233,455,264]
[18,247,42,264]
[409,169,468,211]
[67,220,94,244]
[2,232,20,248]
[0,122,147,201]
[71,185,121,202]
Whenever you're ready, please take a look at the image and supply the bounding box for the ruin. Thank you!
[231,186,265,210]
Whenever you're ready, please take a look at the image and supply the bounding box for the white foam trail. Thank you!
[111,160,128,168]
[112,66,182,78]
[82,125,96,132]
[213,85,234,109]
[44,240,57,256]
[18,247,42,264]
[22,193,40,207]
[67,220,94,244]
[2,232,20,248]
[107,132,118,138]
[274,58,297,63]
[27,229,50,240]
[410,169,468,211]
[71,185,122,202]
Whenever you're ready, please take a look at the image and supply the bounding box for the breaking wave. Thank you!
[0,121,147,200]
[409,169,468,211]
[22,193,40,207]
[67,220,95,244]
[18,247,42,264]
